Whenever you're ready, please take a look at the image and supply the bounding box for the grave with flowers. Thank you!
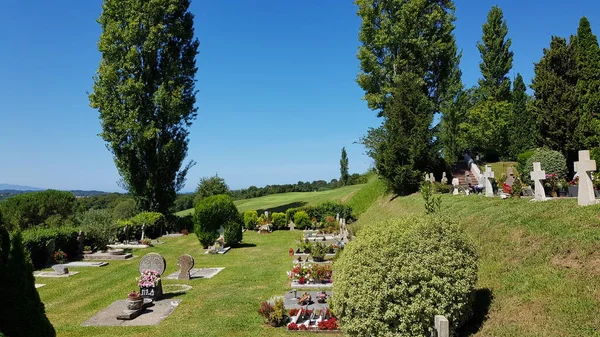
[288,264,333,288]
[137,253,166,300]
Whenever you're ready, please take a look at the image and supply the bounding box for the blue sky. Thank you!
[0,0,598,192]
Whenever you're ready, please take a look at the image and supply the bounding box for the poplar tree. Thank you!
[89,0,200,214]
[340,147,349,186]
[356,0,459,194]
[508,74,536,157]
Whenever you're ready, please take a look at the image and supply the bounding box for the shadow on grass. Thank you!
[457,288,494,336]
[256,201,308,215]
[237,243,257,248]
[161,291,187,300]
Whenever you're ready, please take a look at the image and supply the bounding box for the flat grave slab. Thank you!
[81,299,182,327]
[164,268,224,280]
[162,233,183,238]
[63,261,108,267]
[204,247,231,255]
[283,291,332,310]
[35,284,46,288]
[83,252,134,260]
[34,271,79,278]
[107,244,149,249]
[291,280,333,289]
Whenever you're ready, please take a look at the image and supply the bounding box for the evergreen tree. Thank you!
[340,147,349,186]
[574,17,600,161]
[531,36,579,162]
[355,0,459,194]
[89,0,200,214]
[195,175,230,205]
[508,74,536,157]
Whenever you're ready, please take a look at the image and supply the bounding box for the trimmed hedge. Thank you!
[522,148,568,185]
[194,194,241,248]
[224,221,243,247]
[293,211,311,230]
[332,215,478,336]
[286,202,353,225]
[22,227,79,270]
[243,210,259,230]
[271,212,287,230]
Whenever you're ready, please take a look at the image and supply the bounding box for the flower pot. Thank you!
[52,265,68,275]
[126,298,143,311]
[568,186,578,197]
[558,190,567,197]
[83,250,92,254]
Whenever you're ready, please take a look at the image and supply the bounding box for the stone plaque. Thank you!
[138,253,166,275]
[177,255,195,280]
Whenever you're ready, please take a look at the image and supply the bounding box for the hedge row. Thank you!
[285,202,353,224]
[22,227,79,270]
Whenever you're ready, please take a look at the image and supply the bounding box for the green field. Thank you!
[176,184,364,216]
[38,231,334,337]
[352,193,600,337]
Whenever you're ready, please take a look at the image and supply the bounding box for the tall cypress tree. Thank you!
[574,17,600,161]
[89,0,200,214]
[508,74,536,157]
[356,0,459,194]
[531,36,579,162]
[340,147,349,186]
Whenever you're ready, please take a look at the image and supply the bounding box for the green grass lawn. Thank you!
[38,232,335,337]
[176,184,364,216]
[352,194,600,337]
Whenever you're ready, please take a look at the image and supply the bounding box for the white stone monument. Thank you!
[441,172,448,184]
[575,150,599,206]
[484,165,495,197]
[218,226,225,240]
[530,162,548,201]
[429,173,436,183]
[451,177,460,195]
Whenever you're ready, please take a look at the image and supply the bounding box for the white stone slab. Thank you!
[107,244,149,249]
[81,299,181,326]
[204,247,231,255]
[35,284,46,288]
[34,271,79,278]
[291,280,333,288]
[164,268,225,280]
[63,261,108,267]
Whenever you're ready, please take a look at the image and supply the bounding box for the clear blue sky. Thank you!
[0,0,598,192]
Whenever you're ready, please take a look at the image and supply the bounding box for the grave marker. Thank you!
[451,177,460,195]
[484,165,495,197]
[505,167,515,187]
[575,150,599,206]
[441,172,448,184]
[138,253,166,300]
[530,162,548,201]
[177,255,195,280]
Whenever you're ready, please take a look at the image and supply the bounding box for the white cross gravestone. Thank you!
[429,173,436,183]
[575,150,599,206]
[441,172,448,185]
[218,226,225,239]
[451,177,460,195]
[484,165,495,197]
[530,162,548,202]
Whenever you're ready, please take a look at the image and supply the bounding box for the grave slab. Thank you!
[161,233,183,238]
[164,268,224,280]
[108,244,149,249]
[34,271,80,278]
[84,252,134,260]
[283,290,332,310]
[204,247,231,255]
[291,280,333,289]
[81,299,182,327]
[35,284,46,288]
[63,261,108,267]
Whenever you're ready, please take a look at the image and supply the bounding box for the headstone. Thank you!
[434,315,449,337]
[505,167,515,187]
[335,213,340,221]
[575,150,599,206]
[429,173,436,183]
[530,162,548,201]
[77,231,85,254]
[264,211,269,220]
[138,253,166,275]
[484,165,495,197]
[288,221,295,231]
[441,172,448,185]
[140,225,146,241]
[451,178,460,195]
[218,226,225,240]
[177,255,195,280]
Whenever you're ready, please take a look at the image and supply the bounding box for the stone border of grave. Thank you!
[34,271,80,278]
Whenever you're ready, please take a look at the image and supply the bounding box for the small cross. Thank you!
[575,150,598,206]
[484,165,495,197]
[530,162,547,201]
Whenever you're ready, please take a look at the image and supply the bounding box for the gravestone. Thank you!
[484,165,495,197]
[140,225,146,241]
[530,162,548,201]
[77,231,85,254]
[451,178,460,195]
[441,172,448,185]
[465,173,472,186]
[575,150,599,206]
[138,253,166,300]
[433,315,449,337]
[177,255,195,280]
[288,221,295,231]
[218,226,225,240]
[429,173,436,183]
[505,167,515,187]
[264,211,269,220]
[335,213,339,221]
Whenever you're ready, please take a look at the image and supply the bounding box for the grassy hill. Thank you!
[352,193,600,337]
[176,184,365,216]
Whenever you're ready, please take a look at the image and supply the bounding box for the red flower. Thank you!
[287,322,298,330]
[298,324,308,330]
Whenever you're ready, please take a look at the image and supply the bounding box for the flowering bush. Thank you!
[53,250,67,264]
[318,317,338,330]
[138,270,161,287]
[312,264,332,281]
[544,173,560,196]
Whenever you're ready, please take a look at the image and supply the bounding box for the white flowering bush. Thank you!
[331,215,477,337]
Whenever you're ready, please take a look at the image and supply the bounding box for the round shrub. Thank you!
[243,210,259,230]
[79,209,115,250]
[331,215,477,336]
[523,148,568,185]
[271,212,287,230]
[224,220,243,247]
[293,211,311,230]
[194,194,239,248]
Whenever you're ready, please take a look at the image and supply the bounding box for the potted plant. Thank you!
[258,297,286,327]
[544,173,559,197]
[557,179,569,197]
[594,174,600,197]
[126,291,143,310]
[138,269,162,300]
[311,242,327,262]
[301,241,312,254]
[568,176,579,197]
[316,291,328,303]
[51,250,69,274]
[288,248,294,256]
[83,245,93,254]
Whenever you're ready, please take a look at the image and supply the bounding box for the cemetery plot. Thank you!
[81,299,182,327]
[164,267,224,280]
[63,261,108,267]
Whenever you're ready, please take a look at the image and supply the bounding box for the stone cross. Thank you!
[441,172,448,185]
[530,162,548,201]
[288,221,295,231]
[575,150,599,206]
[451,178,460,195]
[177,254,195,280]
[218,226,225,239]
[484,165,495,197]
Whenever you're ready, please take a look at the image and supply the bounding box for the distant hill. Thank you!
[0,184,43,191]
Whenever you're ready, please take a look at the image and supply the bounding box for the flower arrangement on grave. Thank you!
[311,264,332,282]
[127,291,141,300]
[83,245,92,253]
[137,270,161,288]
[557,178,569,193]
[288,248,294,256]
[316,291,328,303]
[287,322,299,330]
[569,176,579,186]
[311,242,328,262]
[53,250,68,264]
[544,173,560,197]
[318,317,338,330]
[593,175,600,190]
[288,264,311,284]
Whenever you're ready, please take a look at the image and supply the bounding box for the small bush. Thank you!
[332,215,478,336]
[522,148,568,185]
[22,227,79,269]
[285,208,298,224]
[271,212,287,230]
[194,194,239,249]
[112,199,138,220]
[517,149,536,178]
[421,181,441,215]
[511,177,523,198]
[433,182,452,194]
[243,210,259,230]
[224,220,243,247]
[293,211,311,230]
[79,209,115,250]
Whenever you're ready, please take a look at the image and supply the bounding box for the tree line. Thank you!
[357,1,600,194]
